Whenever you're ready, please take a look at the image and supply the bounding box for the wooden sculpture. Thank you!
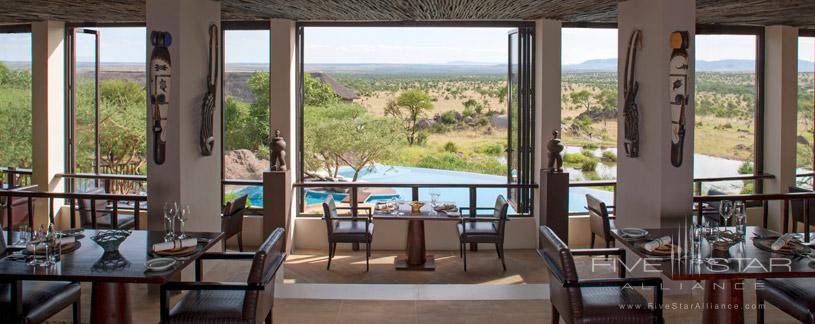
[623,29,642,158]
[200,24,219,156]
[270,130,287,171]
[150,31,172,165]
[546,130,564,172]
[669,31,690,167]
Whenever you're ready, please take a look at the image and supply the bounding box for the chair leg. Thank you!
[73,300,81,324]
[463,242,468,272]
[265,309,273,324]
[590,234,596,248]
[327,242,335,270]
[495,243,501,258]
[459,241,463,258]
[756,295,764,324]
[222,236,227,252]
[237,232,244,252]
[366,242,371,272]
[551,304,559,324]
[498,243,506,271]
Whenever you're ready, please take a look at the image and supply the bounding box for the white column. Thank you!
[534,18,562,239]
[763,25,799,231]
[146,0,221,232]
[31,21,65,227]
[267,19,297,247]
[616,0,696,228]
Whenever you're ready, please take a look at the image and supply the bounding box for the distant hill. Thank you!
[563,58,815,72]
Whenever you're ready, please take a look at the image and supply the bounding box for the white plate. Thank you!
[620,228,649,239]
[145,258,177,272]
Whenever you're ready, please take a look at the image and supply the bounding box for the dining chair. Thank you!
[0,185,37,230]
[539,225,664,324]
[0,226,82,324]
[757,278,815,324]
[221,194,248,252]
[77,186,135,229]
[585,194,615,249]
[457,195,509,271]
[788,186,815,233]
[322,195,374,271]
[160,227,286,324]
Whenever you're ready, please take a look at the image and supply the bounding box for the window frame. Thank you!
[0,24,33,180]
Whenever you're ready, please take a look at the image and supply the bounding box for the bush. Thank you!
[478,116,490,126]
[582,143,598,150]
[601,151,617,162]
[481,143,504,155]
[463,107,476,118]
[581,149,595,158]
[563,152,586,164]
[441,110,458,124]
[430,123,449,133]
[738,161,753,174]
[580,158,598,172]
[443,141,458,153]
[415,132,429,145]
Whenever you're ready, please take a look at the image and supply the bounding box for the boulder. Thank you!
[490,114,508,128]
[417,118,436,129]
[223,149,270,180]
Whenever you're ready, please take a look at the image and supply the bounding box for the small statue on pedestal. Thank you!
[546,129,564,172]
[270,129,287,171]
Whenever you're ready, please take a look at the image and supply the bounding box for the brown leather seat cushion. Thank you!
[758,278,815,323]
[0,281,80,323]
[168,290,249,324]
[581,286,655,323]
[457,222,500,243]
[330,220,373,242]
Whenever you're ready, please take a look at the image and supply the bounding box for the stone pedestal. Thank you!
[264,170,293,253]
[539,170,569,247]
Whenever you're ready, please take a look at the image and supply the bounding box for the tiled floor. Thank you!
[46,250,803,323]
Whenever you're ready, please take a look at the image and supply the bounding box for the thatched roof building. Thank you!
[309,72,359,101]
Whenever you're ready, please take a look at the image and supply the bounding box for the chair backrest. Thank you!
[0,224,6,256]
[222,194,248,235]
[77,187,108,226]
[492,195,509,237]
[586,194,612,241]
[322,195,338,236]
[243,227,286,322]
[539,225,582,322]
[789,186,815,225]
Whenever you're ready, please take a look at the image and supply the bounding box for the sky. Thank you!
[0,27,813,65]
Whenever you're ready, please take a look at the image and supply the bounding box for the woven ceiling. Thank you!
[1,0,814,28]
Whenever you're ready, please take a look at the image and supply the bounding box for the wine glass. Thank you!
[14,224,29,246]
[719,200,734,230]
[163,202,177,241]
[733,200,747,238]
[177,205,190,239]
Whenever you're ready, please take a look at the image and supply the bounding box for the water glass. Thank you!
[691,223,705,264]
[733,201,747,239]
[719,200,734,231]
[14,225,29,245]
[177,205,190,239]
[163,202,178,241]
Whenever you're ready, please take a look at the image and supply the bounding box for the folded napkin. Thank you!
[771,233,798,251]
[26,237,75,253]
[153,238,197,252]
[644,236,671,252]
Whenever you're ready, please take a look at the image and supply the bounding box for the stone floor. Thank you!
[46,249,803,323]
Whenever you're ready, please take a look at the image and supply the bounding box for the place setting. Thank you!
[5,224,83,266]
[145,202,201,272]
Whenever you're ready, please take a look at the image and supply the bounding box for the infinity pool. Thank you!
[234,164,613,213]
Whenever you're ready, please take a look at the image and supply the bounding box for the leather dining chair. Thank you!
[585,194,615,249]
[539,225,664,324]
[757,278,815,324]
[457,195,509,271]
[160,228,286,324]
[0,226,82,324]
[222,194,248,252]
[77,186,135,229]
[0,185,37,230]
[788,186,815,233]
[322,195,374,271]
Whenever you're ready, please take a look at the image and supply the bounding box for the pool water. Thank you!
[233,164,614,213]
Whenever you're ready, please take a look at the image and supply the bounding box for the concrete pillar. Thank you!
[31,21,65,227]
[616,0,696,229]
[533,18,562,239]
[763,25,799,231]
[267,19,297,246]
[145,0,221,233]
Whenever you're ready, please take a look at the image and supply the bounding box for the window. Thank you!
[66,26,147,193]
[797,34,814,188]
[221,26,270,207]
[297,25,533,215]
[695,32,760,194]
[0,26,32,171]
[560,27,618,213]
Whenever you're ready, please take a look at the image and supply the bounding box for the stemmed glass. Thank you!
[429,191,440,213]
[733,201,747,238]
[163,202,177,241]
[14,225,29,246]
[177,205,190,239]
[718,200,734,233]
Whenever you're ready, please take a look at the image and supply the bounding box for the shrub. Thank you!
[738,161,753,174]
[580,158,598,172]
[478,116,490,126]
[601,151,617,162]
[415,131,429,145]
[463,107,476,118]
[581,149,595,158]
[481,143,504,155]
[440,110,458,124]
[563,152,586,164]
[443,141,458,153]
[582,143,598,150]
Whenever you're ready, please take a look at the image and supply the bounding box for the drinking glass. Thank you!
[26,230,43,266]
[177,205,190,239]
[14,224,29,245]
[163,202,177,241]
[719,200,734,231]
[733,200,747,239]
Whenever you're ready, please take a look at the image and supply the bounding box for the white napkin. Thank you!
[26,237,75,253]
[644,236,671,252]
[152,238,197,252]
[771,233,797,251]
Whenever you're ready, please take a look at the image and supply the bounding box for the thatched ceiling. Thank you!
[0,0,814,28]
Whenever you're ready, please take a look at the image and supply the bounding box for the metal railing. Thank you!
[1,167,32,189]
[292,181,538,217]
[58,172,147,195]
[0,188,147,245]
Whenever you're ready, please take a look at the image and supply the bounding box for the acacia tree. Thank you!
[569,90,593,112]
[385,89,433,145]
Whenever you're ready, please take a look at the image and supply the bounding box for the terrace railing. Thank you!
[0,167,32,189]
[58,172,147,195]
[0,188,147,245]
[292,182,538,217]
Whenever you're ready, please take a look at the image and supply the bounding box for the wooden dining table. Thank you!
[612,226,815,324]
[0,229,223,324]
[372,202,461,271]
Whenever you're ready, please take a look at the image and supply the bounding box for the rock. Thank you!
[416,118,436,129]
[490,115,508,128]
[454,111,463,121]
[463,116,474,124]
[798,135,810,146]
[223,149,269,180]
